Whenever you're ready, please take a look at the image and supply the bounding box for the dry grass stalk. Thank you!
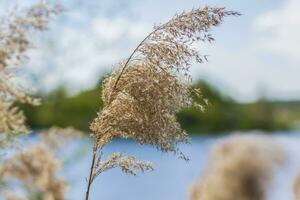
[91,7,240,156]
[0,143,66,200]
[86,6,239,200]
[0,1,61,135]
[189,134,284,200]
[294,171,300,200]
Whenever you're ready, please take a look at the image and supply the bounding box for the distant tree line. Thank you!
[20,80,299,134]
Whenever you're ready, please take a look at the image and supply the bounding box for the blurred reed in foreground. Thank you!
[294,171,300,200]
[0,127,82,200]
[189,134,284,200]
[0,2,77,200]
[0,144,66,200]
[0,1,61,135]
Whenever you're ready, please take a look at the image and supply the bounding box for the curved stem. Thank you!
[111,29,156,90]
[85,146,97,200]
[109,12,192,97]
[108,26,166,104]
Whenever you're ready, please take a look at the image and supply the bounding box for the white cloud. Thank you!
[24,14,150,95]
[14,0,300,102]
[92,18,149,42]
[255,0,300,62]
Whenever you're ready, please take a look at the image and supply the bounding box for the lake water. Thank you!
[58,130,300,200]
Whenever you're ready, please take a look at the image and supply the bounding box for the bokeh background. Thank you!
[2,0,300,199]
[8,0,299,133]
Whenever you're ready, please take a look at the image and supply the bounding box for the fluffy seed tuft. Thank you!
[90,7,240,157]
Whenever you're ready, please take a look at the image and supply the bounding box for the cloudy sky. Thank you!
[3,0,300,102]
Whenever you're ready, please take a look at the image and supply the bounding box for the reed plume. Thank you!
[86,6,239,200]
[294,171,300,200]
[0,1,61,135]
[189,134,284,200]
[0,144,66,200]
[0,126,83,200]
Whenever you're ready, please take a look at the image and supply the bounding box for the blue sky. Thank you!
[3,0,300,102]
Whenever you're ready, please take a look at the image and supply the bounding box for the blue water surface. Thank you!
[60,131,300,200]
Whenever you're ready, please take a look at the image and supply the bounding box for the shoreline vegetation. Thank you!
[21,80,300,134]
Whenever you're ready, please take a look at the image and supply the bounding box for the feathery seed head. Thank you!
[90,7,240,157]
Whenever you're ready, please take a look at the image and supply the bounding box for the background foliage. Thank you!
[20,79,300,134]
